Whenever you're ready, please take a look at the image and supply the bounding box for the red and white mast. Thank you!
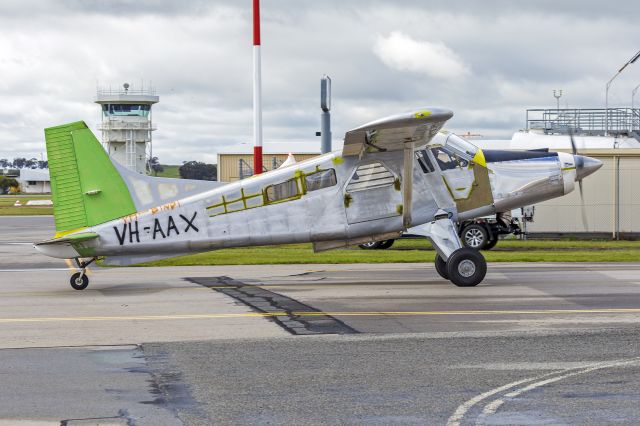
[252,0,263,174]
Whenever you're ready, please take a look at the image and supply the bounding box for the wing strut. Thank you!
[403,140,414,228]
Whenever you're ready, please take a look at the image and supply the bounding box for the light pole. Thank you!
[553,89,563,111]
[605,50,640,136]
[553,89,562,129]
[633,83,640,132]
[633,84,640,110]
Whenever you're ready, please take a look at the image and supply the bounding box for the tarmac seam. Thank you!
[186,276,359,335]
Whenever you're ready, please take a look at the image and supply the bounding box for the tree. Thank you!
[0,159,10,168]
[12,157,26,169]
[37,160,48,169]
[0,177,19,194]
[148,156,164,176]
[179,161,217,181]
[26,158,38,169]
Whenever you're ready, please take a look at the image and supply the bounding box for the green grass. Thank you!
[154,165,181,179]
[0,195,53,215]
[141,239,640,266]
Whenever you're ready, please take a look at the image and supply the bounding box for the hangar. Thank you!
[477,108,640,238]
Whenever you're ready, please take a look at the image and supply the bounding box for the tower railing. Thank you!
[526,108,640,136]
[96,87,157,96]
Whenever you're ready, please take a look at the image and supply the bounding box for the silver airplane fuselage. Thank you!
[35,134,602,265]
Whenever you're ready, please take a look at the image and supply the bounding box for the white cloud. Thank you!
[373,31,470,80]
[0,2,639,163]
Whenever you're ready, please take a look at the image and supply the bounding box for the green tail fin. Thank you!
[44,121,137,235]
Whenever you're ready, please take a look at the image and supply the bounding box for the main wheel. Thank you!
[359,241,382,249]
[70,272,89,290]
[378,240,395,249]
[446,248,487,287]
[434,254,449,280]
[484,237,499,250]
[461,224,489,250]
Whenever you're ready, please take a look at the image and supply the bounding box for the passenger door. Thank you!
[344,161,402,224]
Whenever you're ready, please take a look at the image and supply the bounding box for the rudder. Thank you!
[44,121,137,236]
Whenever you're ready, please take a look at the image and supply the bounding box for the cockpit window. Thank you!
[431,147,468,170]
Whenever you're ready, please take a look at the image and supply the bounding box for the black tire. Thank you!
[484,237,499,250]
[377,240,395,249]
[434,254,449,280]
[359,241,383,249]
[446,248,487,287]
[70,272,89,290]
[461,224,490,250]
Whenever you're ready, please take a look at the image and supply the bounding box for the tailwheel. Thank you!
[70,272,89,290]
[434,254,449,280]
[70,257,96,290]
[446,248,487,287]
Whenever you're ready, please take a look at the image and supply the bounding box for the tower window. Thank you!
[105,104,151,117]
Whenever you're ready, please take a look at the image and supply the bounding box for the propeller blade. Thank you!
[579,179,588,231]
[568,128,577,156]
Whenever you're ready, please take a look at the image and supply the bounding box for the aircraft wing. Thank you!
[342,108,453,157]
[342,107,453,229]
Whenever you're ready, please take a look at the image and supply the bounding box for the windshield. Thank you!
[419,133,478,172]
[443,134,477,159]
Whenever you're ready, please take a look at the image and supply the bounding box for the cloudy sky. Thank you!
[1,0,639,164]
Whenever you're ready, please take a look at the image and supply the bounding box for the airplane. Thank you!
[34,108,602,290]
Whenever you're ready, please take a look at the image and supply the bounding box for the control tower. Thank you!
[95,83,159,174]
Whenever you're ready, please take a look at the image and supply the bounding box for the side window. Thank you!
[415,150,435,173]
[265,179,299,202]
[305,169,337,192]
[346,162,395,192]
[431,147,469,170]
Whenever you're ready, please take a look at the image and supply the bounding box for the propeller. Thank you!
[568,128,589,231]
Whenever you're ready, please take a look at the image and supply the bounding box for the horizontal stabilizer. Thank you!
[34,232,99,259]
[36,232,99,246]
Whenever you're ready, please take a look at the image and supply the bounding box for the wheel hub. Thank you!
[465,229,484,248]
[458,259,476,277]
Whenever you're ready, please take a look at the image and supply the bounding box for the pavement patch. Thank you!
[186,276,358,335]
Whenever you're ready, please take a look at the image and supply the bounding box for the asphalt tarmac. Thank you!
[1,216,640,425]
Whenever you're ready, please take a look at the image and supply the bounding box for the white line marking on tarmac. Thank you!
[447,357,640,426]
[475,358,640,425]
[445,368,570,426]
[445,377,545,426]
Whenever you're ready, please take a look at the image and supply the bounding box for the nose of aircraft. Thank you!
[574,155,603,181]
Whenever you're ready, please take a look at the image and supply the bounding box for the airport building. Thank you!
[0,168,51,193]
[95,83,158,174]
[477,108,640,238]
[217,149,319,182]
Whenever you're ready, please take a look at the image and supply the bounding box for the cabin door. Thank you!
[344,161,402,224]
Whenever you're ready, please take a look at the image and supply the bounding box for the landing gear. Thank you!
[70,272,89,290]
[446,248,486,287]
[434,254,449,280]
[409,211,489,287]
[69,257,96,290]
